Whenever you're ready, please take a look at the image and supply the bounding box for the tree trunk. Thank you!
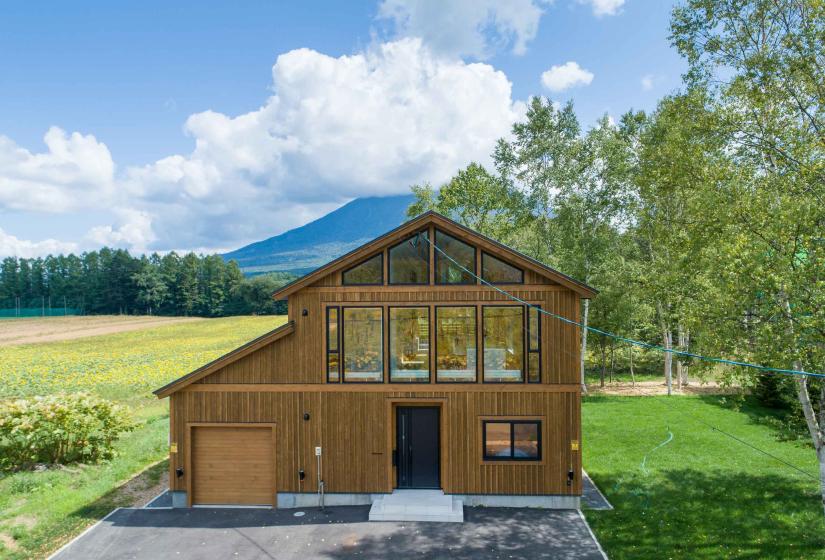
[794,370,825,517]
[609,340,615,384]
[580,299,589,393]
[662,329,673,396]
[600,339,606,388]
[629,345,635,387]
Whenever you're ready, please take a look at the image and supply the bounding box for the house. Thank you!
[154,211,596,516]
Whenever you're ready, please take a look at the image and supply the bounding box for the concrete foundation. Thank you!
[276,492,385,508]
[171,491,188,508]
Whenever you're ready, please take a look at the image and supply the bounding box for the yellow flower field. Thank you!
[0,316,285,402]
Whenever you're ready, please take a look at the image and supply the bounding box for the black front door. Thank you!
[396,407,440,489]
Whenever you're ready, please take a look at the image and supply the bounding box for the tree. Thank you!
[132,261,168,315]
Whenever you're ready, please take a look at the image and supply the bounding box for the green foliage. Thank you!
[0,393,135,471]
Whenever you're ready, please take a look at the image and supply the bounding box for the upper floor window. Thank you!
[342,307,383,382]
[342,253,383,285]
[481,252,523,284]
[482,306,524,382]
[528,306,541,383]
[389,307,430,382]
[434,230,476,284]
[389,231,429,284]
[327,307,340,382]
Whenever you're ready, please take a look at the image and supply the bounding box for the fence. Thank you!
[0,297,82,318]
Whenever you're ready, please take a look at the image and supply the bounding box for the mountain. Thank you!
[223,194,415,275]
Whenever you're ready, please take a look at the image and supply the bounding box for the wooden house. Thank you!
[154,212,596,514]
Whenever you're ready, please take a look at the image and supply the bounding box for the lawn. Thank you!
[0,315,284,559]
[583,394,825,559]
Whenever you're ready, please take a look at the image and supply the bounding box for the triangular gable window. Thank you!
[342,253,383,285]
[481,252,523,284]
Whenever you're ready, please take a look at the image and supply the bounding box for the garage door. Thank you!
[191,426,275,506]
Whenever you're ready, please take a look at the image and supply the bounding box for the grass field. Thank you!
[0,315,284,559]
[583,395,825,559]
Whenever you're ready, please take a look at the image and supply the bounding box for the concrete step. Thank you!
[369,490,463,523]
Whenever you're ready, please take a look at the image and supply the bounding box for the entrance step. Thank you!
[369,490,463,523]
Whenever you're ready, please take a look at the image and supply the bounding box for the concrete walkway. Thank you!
[52,506,607,560]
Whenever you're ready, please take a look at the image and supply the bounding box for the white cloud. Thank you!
[378,0,550,59]
[541,61,594,92]
[0,227,78,258]
[0,127,115,213]
[641,74,654,91]
[0,38,524,257]
[579,0,625,17]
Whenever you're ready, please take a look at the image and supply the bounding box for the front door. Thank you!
[396,406,440,489]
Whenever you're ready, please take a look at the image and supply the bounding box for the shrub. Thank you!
[0,392,135,471]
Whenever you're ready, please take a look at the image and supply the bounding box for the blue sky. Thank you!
[0,0,684,257]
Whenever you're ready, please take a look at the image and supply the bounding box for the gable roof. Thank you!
[272,211,597,299]
[153,320,295,398]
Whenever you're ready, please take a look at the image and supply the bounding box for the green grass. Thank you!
[0,315,283,559]
[583,395,825,559]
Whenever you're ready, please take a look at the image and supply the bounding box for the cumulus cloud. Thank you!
[0,39,523,257]
[541,61,594,92]
[579,0,625,17]
[0,227,78,258]
[641,74,656,91]
[0,127,115,213]
[378,0,549,59]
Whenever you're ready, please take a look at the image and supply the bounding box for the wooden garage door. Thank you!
[191,426,275,506]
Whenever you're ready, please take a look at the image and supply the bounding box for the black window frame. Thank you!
[388,230,430,285]
[481,304,526,383]
[481,251,524,284]
[342,253,384,286]
[482,420,542,462]
[388,305,431,383]
[434,228,477,285]
[434,305,479,383]
[527,305,541,383]
[326,306,341,383]
[341,306,385,384]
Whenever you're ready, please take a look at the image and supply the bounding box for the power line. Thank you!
[421,233,825,379]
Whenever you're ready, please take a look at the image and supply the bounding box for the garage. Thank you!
[188,424,276,507]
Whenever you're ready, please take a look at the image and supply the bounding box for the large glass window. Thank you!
[482,420,541,461]
[436,306,477,382]
[389,231,429,284]
[435,230,475,284]
[327,307,340,382]
[528,306,541,383]
[342,308,383,382]
[342,254,383,285]
[482,306,524,382]
[389,307,430,382]
[481,252,523,284]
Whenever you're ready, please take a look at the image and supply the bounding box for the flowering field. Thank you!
[0,316,285,402]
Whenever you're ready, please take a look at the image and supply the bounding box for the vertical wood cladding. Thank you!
[169,389,581,496]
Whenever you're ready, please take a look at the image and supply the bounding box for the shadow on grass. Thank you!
[587,468,825,560]
[71,459,168,522]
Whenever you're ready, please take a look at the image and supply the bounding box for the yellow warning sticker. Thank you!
[170,443,178,453]
[570,440,580,451]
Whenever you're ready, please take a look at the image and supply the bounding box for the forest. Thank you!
[0,250,291,317]
[408,0,824,502]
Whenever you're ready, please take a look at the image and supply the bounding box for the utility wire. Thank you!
[421,233,825,379]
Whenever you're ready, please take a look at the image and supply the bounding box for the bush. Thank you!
[0,393,135,471]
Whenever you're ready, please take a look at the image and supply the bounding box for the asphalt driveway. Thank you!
[51,506,607,560]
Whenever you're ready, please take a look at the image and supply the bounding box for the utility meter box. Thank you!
[315,446,322,456]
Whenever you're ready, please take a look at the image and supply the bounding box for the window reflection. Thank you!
[343,308,383,382]
[390,307,430,382]
[435,230,475,284]
[436,307,477,382]
[389,232,429,284]
[483,306,524,382]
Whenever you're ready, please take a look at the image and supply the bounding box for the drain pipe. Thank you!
[315,446,325,511]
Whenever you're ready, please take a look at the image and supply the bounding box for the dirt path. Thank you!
[0,316,204,346]
[587,379,738,396]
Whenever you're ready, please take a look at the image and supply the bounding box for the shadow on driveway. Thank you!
[52,506,606,559]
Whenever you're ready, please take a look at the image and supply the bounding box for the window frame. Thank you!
[342,253,384,286]
[481,419,543,462]
[434,305,479,383]
[341,306,386,384]
[434,228,477,286]
[527,305,541,383]
[326,306,341,383]
[481,304,526,384]
[388,305,431,383]
[388,230,431,286]
[481,251,524,285]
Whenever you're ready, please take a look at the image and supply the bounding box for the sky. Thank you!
[0,0,684,258]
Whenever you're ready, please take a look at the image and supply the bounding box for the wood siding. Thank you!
[169,389,581,497]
